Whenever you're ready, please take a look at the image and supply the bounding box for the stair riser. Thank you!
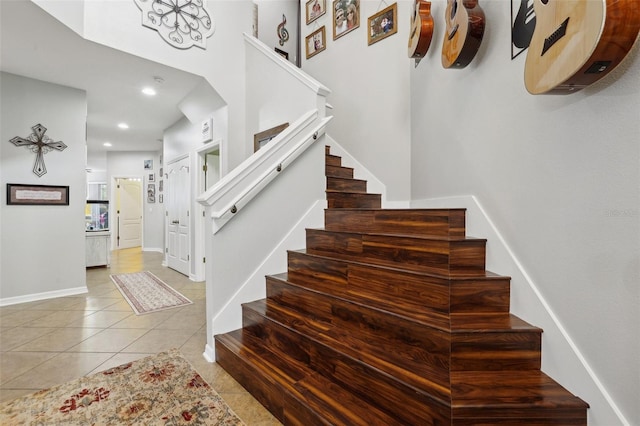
[268,277,541,372]
[287,251,511,320]
[325,164,353,178]
[325,154,342,167]
[242,304,451,425]
[326,192,381,209]
[324,209,466,237]
[306,229,486,275]
[326,177,367,192]
[215,338,287,422]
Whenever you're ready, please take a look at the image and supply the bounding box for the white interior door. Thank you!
[166,157,190,276]
[116,178,142,249]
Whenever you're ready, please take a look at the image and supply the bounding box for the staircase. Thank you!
[214,146,589,425]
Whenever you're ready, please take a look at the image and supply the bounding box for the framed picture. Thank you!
[368,3,397,45]
[144,159,153,170]
[159,194,163,203]
[148,173,155,182]
[306,0,326,24]
[306,27,327,59]
[254,123,290,152]
[147,183,156,203]
[333,0,359,40]
[6,183,69,206]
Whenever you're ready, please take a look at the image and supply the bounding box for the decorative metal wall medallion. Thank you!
[9,124,67,177]
[134,0,215,49]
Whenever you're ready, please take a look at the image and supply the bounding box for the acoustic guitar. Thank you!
[524,0,640,94]
[408,0,434,59]
[441,0,486,69]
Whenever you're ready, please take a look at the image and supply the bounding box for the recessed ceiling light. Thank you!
[142,87,157,96]
[118,122,129,129]
[103,142,112,147]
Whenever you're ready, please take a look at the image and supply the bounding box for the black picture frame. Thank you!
[6,183,70,206]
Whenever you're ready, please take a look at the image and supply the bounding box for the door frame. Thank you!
[193,139,222,281]
[110,175,144,251]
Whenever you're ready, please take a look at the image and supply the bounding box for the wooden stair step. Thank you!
[266,275,542,372]
[325,164,353,179]
[241,299,451,424]
[216,329,421,425]
[451,370,589,424]
[325,208,466,237]
[306,228,487,276]
[286,249,511,322]
[326,176,368,192]
[325,153,342,167]
[326,191,382,208]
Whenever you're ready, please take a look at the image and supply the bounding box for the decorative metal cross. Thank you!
[9,124,67,177]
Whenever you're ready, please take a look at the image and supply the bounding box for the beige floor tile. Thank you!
[87,352,155,375]
[11,327,103,352]
[110,310,175,329]
[0,388,34,404]
[120,328,195,354]
[2,352,114,390]
[20,309,95,328]
[0,327,57,351]
[220,391,281,425]
[69,328,149,352]
[0,351,58,384]
[65,310,132,328]
[0,310,58,327]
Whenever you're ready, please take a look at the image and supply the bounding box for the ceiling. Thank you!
[0,0,206,154]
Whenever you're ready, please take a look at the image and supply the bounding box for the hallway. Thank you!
[0,248,280,424]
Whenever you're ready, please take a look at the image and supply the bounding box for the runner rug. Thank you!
[0,348,245,425]
[110,271,192,315]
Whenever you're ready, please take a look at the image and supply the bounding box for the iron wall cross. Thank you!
[9,124,67,177]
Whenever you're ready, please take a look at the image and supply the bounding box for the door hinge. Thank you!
[187,254,190,261]
[203,257,206,263]
[187,210,189,217]
[203,164,208,172]
[202,211,205,217]
[165,247,168,253]
[166,211,168,216]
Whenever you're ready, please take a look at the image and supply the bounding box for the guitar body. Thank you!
[408,0,434,59]
[524,0,640,94]
[442,0,486,68]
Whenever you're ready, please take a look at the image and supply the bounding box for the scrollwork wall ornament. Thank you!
[133,0,215,50]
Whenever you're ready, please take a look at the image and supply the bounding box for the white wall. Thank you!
[408,2,639,425]
[301,0,412,201]
[0,72,87,302]
[106,151,164,252]
[255,0,300,65]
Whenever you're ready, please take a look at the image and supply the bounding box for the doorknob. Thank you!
[171,220,179,224]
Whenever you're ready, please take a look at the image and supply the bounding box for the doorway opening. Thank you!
[114,177,143,250]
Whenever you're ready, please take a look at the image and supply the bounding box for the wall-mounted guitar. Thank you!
[524,0,640,94]
[408,0,434,59]
[442,0,486,68]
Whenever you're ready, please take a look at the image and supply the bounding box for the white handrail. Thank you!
[196,110,332,231]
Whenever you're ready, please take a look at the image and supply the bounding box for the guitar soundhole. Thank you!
[541,0,549,4]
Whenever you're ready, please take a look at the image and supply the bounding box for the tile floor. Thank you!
[0,247,281,425]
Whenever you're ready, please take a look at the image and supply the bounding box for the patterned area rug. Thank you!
[110,271,193,315]
[0,349,245,425]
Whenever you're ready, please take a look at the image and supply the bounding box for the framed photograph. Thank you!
[306,0,326,24]
[275,47,289,60]
[148,173,155,182]
[144,159,153,170]
[333,0,359,40]
[159,180,163,192]
[254,123,290,152]
[368,3,397,45]
[6,183,69,206]
[305,27,327,59]
[159,194,163,203]
[147,183,156,203]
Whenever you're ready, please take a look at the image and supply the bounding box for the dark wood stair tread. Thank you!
[216,329,411,425]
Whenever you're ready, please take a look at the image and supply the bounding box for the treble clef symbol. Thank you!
[277,14,289,46]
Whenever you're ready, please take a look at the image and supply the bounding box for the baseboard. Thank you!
[0,286,88,307]
[203,343,215,363]
[142,247,164,253]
